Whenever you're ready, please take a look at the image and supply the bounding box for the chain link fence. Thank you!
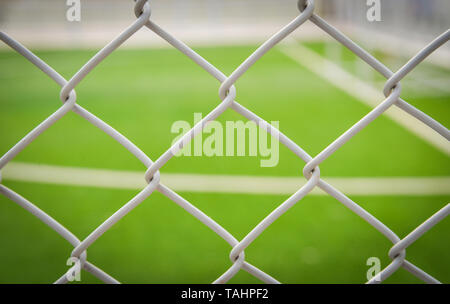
[0,0,449,284]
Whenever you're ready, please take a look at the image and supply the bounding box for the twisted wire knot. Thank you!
[59,87,77,107]
[218,83,237,106]
[298,0,315,13]
[144,166,161,184]
[134,0,151,19]
[383,79,402,99]
[229,249,245,265]
[302,163,321,181]
[388,243,407,261]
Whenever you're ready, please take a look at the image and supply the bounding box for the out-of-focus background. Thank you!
[1,0,450,52]
[0,0,449,283]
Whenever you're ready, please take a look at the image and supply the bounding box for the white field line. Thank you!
[346,26,450,70]
[278,41,450,156]
[2,162,450,196]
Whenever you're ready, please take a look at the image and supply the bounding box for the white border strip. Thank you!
[2,162,449,196]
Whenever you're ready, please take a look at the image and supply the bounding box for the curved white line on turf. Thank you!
[2,162,450,196]
[278,40,450,156]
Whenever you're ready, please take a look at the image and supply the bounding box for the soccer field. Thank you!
[0,42,449,283]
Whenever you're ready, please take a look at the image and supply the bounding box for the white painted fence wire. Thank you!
[0,0,449,284]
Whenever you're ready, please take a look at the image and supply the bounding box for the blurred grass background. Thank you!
[0,43,449,283]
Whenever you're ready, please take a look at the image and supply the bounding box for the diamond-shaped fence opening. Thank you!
[0,0,449,284]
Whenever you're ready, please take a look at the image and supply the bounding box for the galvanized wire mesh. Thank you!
[0,0,449,284]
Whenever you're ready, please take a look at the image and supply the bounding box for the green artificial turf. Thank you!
[0,43,448,283]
